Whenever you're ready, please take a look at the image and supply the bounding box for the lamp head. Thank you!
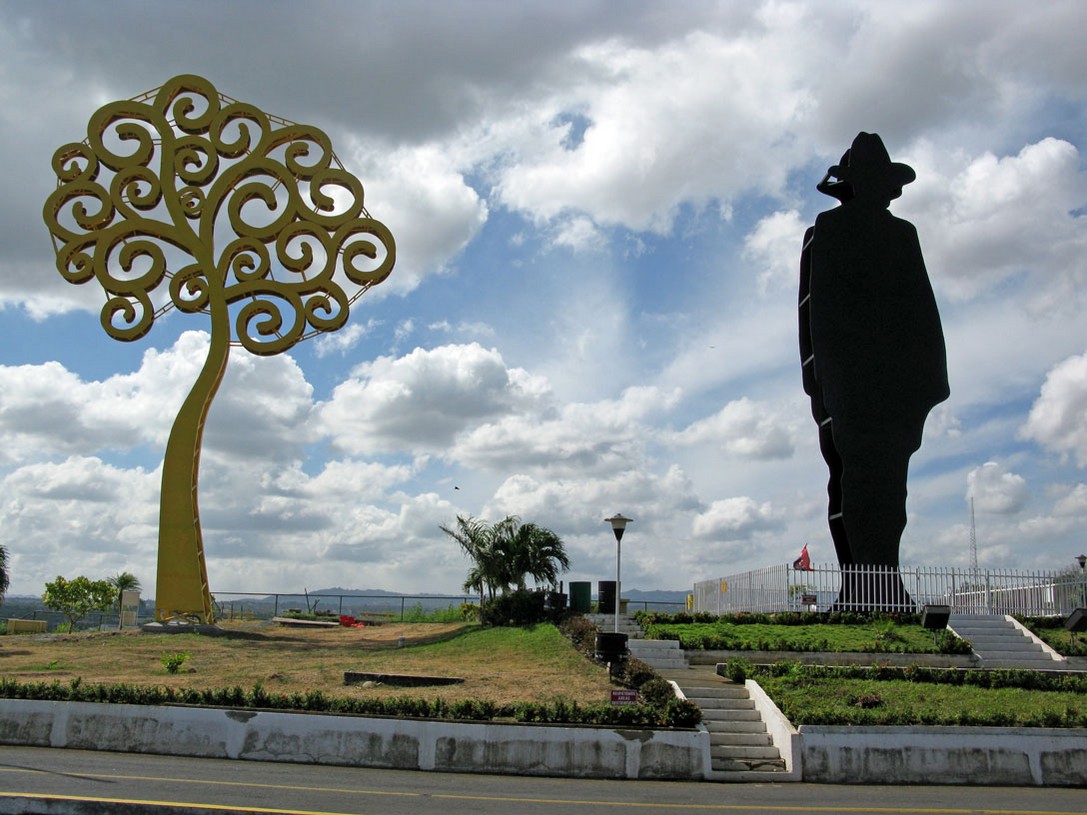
[605,514,632,542]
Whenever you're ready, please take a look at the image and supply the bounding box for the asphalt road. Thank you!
[1,746,1085,815]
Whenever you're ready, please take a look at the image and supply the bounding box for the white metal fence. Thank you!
[694,563,1087,617]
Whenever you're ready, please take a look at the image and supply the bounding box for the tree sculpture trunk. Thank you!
[45,75,397,626]
[154,294,229,623]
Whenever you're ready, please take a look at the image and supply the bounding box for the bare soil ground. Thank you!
[0,620,615,707]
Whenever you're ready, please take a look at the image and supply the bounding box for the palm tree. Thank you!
[441,515,570,601]
[440,515,503,602]
[511,522,570,590]
[108,571,142,629]
[0,544,9,607]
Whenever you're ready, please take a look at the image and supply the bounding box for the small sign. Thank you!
[610,689,638,706]
[720,580,728,593]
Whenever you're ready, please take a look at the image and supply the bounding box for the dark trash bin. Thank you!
[597,580,616,614]
[594,631,628,663]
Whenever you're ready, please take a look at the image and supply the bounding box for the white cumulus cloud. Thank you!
[1020,351,1087,467]
[967,461,1028,515]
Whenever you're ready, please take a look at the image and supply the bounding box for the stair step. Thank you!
[709,732,772,747]
[683,686,750,700]
[700,708,763,722]
[970,643,1045,654]
[712,744,784,760]
[713,757,788,773]
[703,719,768,734]
[979,658,1062,669]
[630,643,678,656]
[963,635,1037,645]
[978,652,1052,665]
[697,697,756,711]
[628,651,684,661]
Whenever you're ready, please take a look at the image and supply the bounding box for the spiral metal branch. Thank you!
[44,73,396,353]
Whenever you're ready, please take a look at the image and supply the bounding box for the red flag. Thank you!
[793,544,812,571]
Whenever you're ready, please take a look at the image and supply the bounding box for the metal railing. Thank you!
[212,591,479,622]
[3,592,687,634]
[694,563,1087,617]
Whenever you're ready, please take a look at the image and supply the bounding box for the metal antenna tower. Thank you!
[969,496,979,581]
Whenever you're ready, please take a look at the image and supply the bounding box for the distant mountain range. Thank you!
[623,589,689,604]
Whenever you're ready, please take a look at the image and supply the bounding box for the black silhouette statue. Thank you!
[799,132,949,609]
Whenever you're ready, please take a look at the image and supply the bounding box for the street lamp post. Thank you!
[605,514,632,634]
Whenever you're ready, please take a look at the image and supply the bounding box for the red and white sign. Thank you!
[610,689,638,706]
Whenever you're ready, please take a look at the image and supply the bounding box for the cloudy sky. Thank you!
[2,1,1086,601]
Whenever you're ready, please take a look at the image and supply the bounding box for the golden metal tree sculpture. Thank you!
[44,75,396,623]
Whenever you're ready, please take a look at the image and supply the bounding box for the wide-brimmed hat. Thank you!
[827,132,915,196]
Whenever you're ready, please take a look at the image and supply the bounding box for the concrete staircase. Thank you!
[680,672,788,776]
[628,637,688,671]
[626,637,788,779]
[584,613,644,640]
[949,613,1065,669]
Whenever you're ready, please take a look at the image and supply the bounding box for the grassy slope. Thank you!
[0,620,614,707]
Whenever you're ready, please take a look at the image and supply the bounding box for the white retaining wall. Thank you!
[0,699,708,781]
[3,698,1085,785]
[799,725,1087,786]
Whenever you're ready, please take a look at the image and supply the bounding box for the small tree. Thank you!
[108,571,142,629]
[42,576,118,632]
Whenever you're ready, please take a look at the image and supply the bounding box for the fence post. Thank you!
[985,572,992,614]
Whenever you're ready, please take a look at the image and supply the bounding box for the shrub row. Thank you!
[0,676,700,728]
[635,610,924,627]
[768,703,1087,728]
[651,630,970,655]
[740,661,1087,692]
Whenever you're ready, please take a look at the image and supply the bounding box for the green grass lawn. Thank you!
[639,612,1087,727]
[752,666,1087,727]
[642,617,965,653]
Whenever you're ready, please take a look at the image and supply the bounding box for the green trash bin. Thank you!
[569,581,591,614]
